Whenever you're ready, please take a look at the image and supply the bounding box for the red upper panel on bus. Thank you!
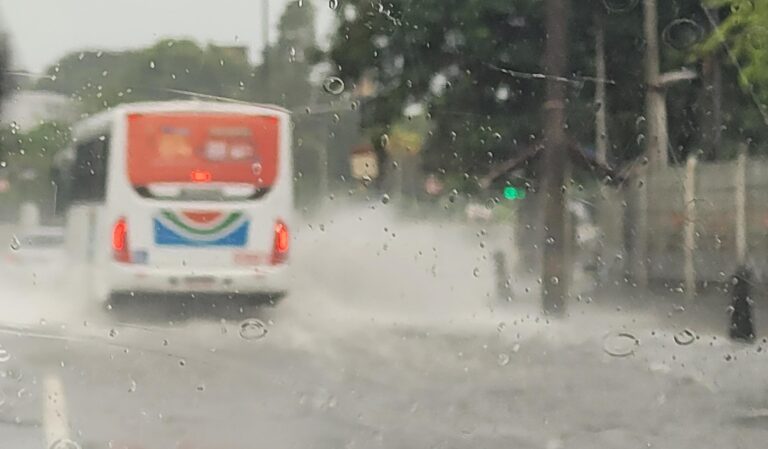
[127,113,280,187]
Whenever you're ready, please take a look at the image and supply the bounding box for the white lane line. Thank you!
[42,374,71,449]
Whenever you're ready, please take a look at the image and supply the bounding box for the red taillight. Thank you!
[272,220,289,264]
[112,217,131,263]
[191,169,212,183]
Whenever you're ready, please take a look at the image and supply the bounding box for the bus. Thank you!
[53,101,293,305]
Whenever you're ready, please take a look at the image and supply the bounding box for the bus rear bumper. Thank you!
[99,263,291,298]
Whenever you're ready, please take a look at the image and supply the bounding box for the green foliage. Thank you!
[704,0,768,105]
[0,121,71,214]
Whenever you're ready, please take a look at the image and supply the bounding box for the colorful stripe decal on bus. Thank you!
[153,210,249,246]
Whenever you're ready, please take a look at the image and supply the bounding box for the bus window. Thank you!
[71,135,110,203]
[127,113,279,201]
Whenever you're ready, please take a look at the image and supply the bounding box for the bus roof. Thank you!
[73,101,291,140]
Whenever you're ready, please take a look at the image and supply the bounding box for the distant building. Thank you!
[1,90,78,130]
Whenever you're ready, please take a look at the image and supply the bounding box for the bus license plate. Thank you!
[185,276,216,286]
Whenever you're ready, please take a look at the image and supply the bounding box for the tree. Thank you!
[36,40,256,113]
[253,1,317,109]
[704,0,768,102]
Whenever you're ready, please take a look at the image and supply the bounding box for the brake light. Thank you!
[272,220,289,264]
[112,217,131,263]
[191,169,212,183]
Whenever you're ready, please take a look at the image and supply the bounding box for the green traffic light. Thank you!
[503,186,526,200]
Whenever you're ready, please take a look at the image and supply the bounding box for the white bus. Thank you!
[53,101,293,305]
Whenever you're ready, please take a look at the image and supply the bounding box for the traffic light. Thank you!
[503,186,526,200]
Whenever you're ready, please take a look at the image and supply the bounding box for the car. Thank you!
[4,226,66,285]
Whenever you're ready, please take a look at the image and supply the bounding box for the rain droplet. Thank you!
[496,353,510,367]
[550,276,559,285]
[545,237,555,245]
[731,0,754,14]
[603,332,639,357]
[329,0,340,10]
[602,0,639,13]
[662,19,704,51]
[239,318,268,340]
[9,235,20,251]
[149,60,156,69]
[332,113,340,123]
[49,439,82,449]
[251,162,263,176]
[380,133,390,148]
[322,76,345,95]
[747,27,768,51]
[472,267,480,277]
[492,132,502,142]
[108,328,118,339]
[0,345,10,363]
[381,194,391,204]
[674,329,696,346]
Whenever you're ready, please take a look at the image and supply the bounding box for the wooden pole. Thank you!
[541,0,570,315]
[683,154,697,301]
[735,143,747,266]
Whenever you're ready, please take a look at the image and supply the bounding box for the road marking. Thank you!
[42,374,71,448]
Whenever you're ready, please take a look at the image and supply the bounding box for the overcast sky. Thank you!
[0,0,334,72]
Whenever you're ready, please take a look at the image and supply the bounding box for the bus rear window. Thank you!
[127,113,280,197]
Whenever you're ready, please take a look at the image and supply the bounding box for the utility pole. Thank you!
[261,0,270,79]
[630,0,698,288]
[541,0,570,315]
[594,11,609,166]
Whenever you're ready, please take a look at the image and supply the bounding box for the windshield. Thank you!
[1,0,767,448]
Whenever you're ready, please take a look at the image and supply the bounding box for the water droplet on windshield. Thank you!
[747,27,768,51]
[108,328,118,339]
[322,76,345,95]
[550,276,559,285]
[149,60,156,69]
[496,353,510,366]
[731,0,754,14]
[329,0,340,10]
[381,194,391,204]
[0,345,10,362]
[602,0,639,13]
[603,332,639,357]
[239,318,268,340]
[49,439,82,449]
[380,133,390,148]
[545,237,555,245]
[472,267,480,277]
[674,329,696,346]
[492,132,502,142]
[662,19,704,51]
[9,235,20,251]
[251,162,263,176]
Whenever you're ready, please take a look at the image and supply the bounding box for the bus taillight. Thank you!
[272,220,289,264]
[112,217,131,263]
